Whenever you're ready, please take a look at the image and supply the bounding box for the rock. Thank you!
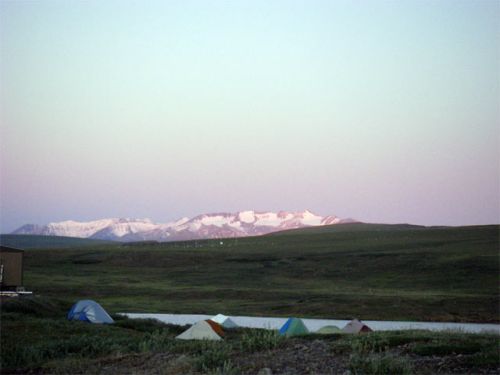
[258,368,273,375]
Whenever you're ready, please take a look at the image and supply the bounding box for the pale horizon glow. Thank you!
[1,0,499,232]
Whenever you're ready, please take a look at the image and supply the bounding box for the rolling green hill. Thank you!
[267,222,431,235]
[0,234,116,249]
[16,224,500,322]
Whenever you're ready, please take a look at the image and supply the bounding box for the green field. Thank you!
[15,223,500,322]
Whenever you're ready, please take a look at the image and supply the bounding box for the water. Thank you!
[121,313,499,334]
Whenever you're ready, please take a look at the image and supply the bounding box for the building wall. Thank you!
[0,249,24,287]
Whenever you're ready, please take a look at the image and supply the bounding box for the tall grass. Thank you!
[465,346,500,367]
[349,352,413,375]
[239,329,283,352]
[195,343,233,372]
[346,333,413,374]
[1,334,137,369]
[1,296,69,317]
[137,329,173,352]
[206,360,239,375]
[410,339,487,356]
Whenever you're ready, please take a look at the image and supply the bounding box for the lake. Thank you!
[121,313,499,334]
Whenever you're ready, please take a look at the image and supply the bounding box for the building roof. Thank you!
[0,245,25,253]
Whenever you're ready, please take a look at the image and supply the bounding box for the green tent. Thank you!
[279,317,309,337]
[316,325,342,334]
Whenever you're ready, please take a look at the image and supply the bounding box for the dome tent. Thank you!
[316,325,342,334]
[342,319,372,334]
[209,314,238,329]
[67,300,114,324]
[279,317,309,337]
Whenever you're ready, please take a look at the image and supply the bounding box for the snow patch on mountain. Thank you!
[238,211,256,223]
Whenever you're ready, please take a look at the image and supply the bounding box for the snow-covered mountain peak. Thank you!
[11,210,355,242]
[300,209,317,216]
[238,210,256,223]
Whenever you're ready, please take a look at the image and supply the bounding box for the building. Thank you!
[0,246,24,290]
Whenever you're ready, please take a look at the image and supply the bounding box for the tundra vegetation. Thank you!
[1,224,498,373]
[1,298,499,374]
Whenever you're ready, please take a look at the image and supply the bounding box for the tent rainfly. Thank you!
[67,300,114,324]
[316,325,342,334]
[279,317,309,337]
[209,314,238,329]
[176,320,224,341]
[342,319,373,334]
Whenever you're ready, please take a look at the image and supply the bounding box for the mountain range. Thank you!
[11,210,356,242]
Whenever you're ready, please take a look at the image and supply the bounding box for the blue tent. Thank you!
[67,300,114,324]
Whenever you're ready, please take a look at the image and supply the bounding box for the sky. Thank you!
[0,0,499,232]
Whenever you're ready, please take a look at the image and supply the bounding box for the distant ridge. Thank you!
[10,210,356,242]
[266,222,429,236]
[0,234,116,249]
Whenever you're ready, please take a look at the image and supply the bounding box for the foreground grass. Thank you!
[1,297,498,375]
[20,224,499,322]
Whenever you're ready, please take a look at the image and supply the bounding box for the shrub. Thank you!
[137,329,174,352]
[372,330,432,348]
[1,345,45,369]
[114,317,175,333]
[349,352,413,375]
[350,335,390,354]
[0,333,138,369]
[240,329,283,352]
[1,297,68,317]
[465,346,500,367]
[332,333,390,355]
[206,360,239,375]
[42,357,104,375]
[195,343,232,372]
[410,340,484,356]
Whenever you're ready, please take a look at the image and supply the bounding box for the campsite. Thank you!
[2,0,499,373]
[1,297,499,374]
[1,223,499,374]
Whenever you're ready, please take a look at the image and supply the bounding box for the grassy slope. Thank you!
[0,234,116,249]
[266,222,430,235]
[18,223,499,322]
